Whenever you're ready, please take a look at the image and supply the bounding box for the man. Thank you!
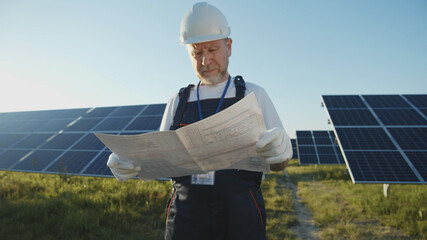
[107,2,293,239]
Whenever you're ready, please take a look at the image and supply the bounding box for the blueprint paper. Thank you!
[95,93,268,180]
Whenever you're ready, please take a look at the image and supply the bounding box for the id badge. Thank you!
[191,171,215,185]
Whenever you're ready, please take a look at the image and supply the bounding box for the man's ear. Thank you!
[227,38,232,57]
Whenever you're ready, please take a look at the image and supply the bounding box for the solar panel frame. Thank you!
[322,94,426,184]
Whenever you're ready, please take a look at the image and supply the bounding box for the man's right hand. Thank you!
[107,153,141,181]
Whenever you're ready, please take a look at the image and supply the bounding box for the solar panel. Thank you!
[322,94,426,184]
[291,139,298,159]
[0,104,166,178]
[296,130,344,165]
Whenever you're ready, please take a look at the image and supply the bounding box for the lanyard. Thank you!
[196,75,231,120]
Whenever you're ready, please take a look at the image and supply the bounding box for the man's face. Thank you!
[187,38,232,86]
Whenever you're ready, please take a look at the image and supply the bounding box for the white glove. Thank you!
[256,127,290,164]
[107,153,141,181]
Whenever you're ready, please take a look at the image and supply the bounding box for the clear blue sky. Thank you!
[1,0,426,138]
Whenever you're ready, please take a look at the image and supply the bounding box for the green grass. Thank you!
[1,162,426,239]
[286,160,426,240]
[0,171,170,240]
[0,171,295,239]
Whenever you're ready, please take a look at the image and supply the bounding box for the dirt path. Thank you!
[278,171,413,240]
[282,170,321,240]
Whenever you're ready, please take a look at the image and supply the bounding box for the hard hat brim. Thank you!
[180,34,229,45]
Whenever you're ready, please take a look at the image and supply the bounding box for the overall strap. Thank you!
[234,75,246,100]
[171,84,194,130]
[171,76,246,130]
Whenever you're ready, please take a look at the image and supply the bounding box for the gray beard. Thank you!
[199,72,226,86]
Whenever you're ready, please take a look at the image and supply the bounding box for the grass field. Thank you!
[286,160,426,239]
[0,160,425,239]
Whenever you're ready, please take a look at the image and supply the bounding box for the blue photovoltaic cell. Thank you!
[0,134,28,148]
[6,121,28,132]
[344,151,419,183]
[296,130,343,165]
[0,149,31,169]
[111,105,145,117]
[313,131,333,145]
[63,118,103,132]
[316,146,335,154]
[327,109,379,126]
[46,151,99,174]
[40,133,85,150]
[0,120,45,132]
[322,94,427,184]
[388,127,427,150]
[126,116,163,130]
[335,128,396,150]
[85,107,117,118]
[13,134,54,149]
[93,117,134,131]
[373,109,427,125]
[322,95,366,109]
[12,150,63,171]
[296,131,312,137]
[403,95,427,108]
[299,146,316,154]
[71,134,106,150]
[82,151,114,176]
[14,120,48,132]
[312,131,329,138]
[35,119,75,132]
[0,103,165,178]
[0,112,29,121]
[404,151,427,182]
[31,110,63,120]
[296,137,314,145]
[314,137,332,145]
[364,95,411,108]
[55,108,90,119]
[141,104,166,115]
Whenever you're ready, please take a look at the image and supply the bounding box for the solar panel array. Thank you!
[0,104,166,177]
[322,94,426,184]
[296,130,345,165]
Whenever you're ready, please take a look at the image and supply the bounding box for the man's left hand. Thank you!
[256,127,289,164]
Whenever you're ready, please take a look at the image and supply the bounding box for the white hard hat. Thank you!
[179,2,231,45]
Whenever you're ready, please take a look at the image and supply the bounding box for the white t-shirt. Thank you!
[160,76,285,132]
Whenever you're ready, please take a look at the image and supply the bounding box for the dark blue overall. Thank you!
[164,77,266,240]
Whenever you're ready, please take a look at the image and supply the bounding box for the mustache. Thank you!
[200,66,216,72]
